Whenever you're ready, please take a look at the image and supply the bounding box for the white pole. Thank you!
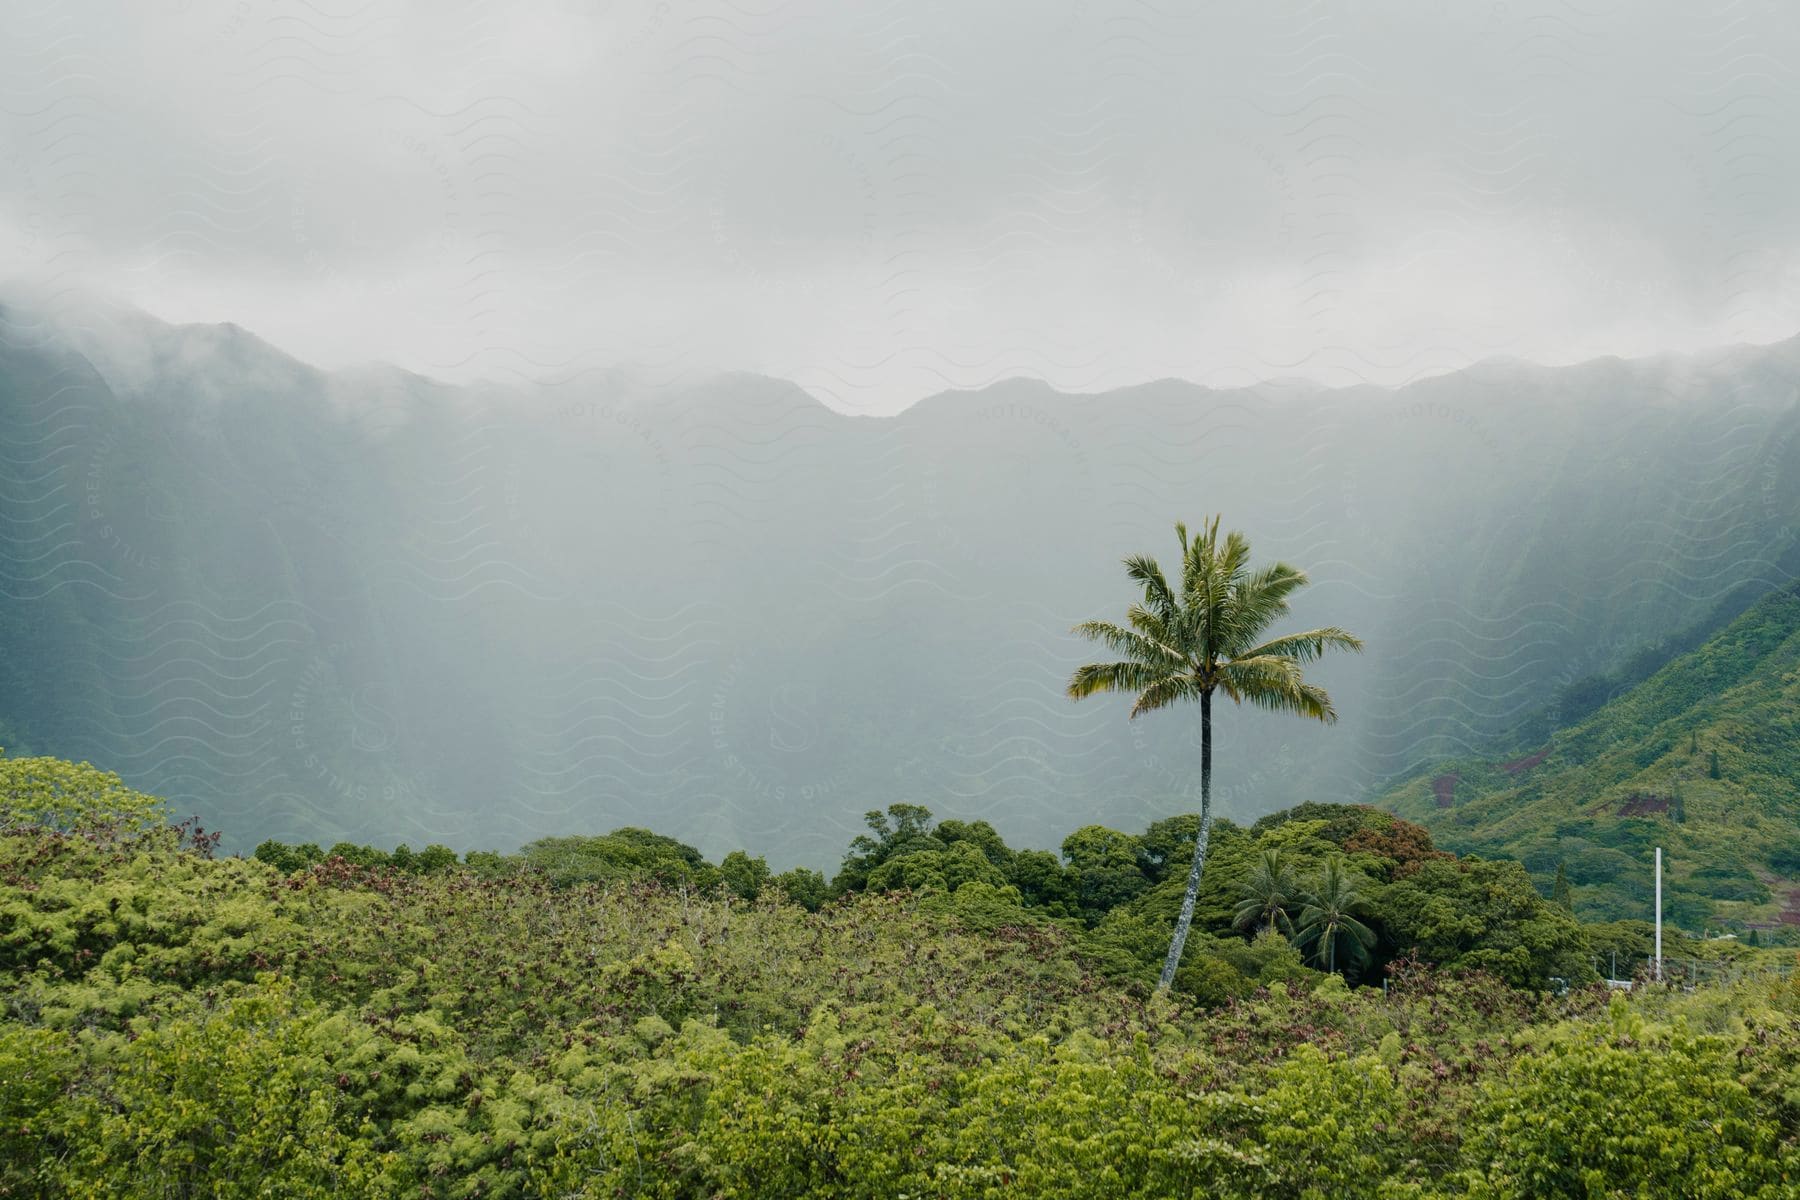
[1655,847,1663,983]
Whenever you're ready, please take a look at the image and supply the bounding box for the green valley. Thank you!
[1380,580,1800,932]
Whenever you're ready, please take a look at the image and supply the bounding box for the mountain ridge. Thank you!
[12,289,1800,420]
[5,295,1800,867]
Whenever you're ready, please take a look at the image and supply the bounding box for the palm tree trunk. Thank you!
[1157,688,1212,990]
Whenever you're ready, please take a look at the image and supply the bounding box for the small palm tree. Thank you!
[1294,855,1377,976]
[1068,517,1362,990]
[1233,848,1303,937]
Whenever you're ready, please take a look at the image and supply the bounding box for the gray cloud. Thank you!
[4,0,1798,411]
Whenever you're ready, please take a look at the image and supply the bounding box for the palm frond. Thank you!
[1248,680,1336,723]
[1338,913,1377,948]
[1071,620,1186,671]
[1129,675,1199,718]
[1240,627,1365,664]
[1231,895,1264,932]
[1220,658,1337,722]
[1124,606,1190,660]
[1066,660,1164,700]
[1123,554,1179,625]
[1220,562,1307,647]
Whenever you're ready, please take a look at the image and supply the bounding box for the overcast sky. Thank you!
[4,0,1798,412]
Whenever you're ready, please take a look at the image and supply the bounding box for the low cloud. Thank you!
[4,0,1798,411]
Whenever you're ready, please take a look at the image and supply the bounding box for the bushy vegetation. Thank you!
[1384,581,1800,931]
[6,752,1796,1196]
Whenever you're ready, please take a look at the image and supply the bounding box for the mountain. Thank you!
[5,294,1800,866]
[1377,582,1800,932]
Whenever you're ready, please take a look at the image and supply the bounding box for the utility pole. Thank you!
[1654,847,1663,983]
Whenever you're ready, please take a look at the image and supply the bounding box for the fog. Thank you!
[4,1,1799,413]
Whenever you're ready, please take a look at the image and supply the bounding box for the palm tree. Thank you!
[1293,855,1377,977]
[1068,517,1362,990]
[1233,848,1303,937]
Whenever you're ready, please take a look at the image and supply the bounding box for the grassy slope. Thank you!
[1378,583,1800,930]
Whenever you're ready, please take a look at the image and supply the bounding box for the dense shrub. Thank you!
[3,758,1791,1196]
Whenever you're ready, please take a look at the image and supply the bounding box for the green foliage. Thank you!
[1383,858,1591,989]
[811,796,1598,995]
[0,753,170,837]
[6,786,1800,1199]
[1457,995,1795,1198]
[1134,813,1199,883]
[1173,951,1253,1006]
[254,838,459,876]
[1008,847,1077,914]
[1217,929,1313,989]
[770,866,829,910]
[1293,855,1377,978]
[519,828,718,889]
[0,1021,79,1195]
[1551,861,1571,909]
[47,981,404,1197]
[1233,848,1303,937]
[719,849,770,900]
[1062,824,1152,921]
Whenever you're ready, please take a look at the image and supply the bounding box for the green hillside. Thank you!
[1379,582,1800,932]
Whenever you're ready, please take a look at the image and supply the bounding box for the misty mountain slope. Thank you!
[1378,581,1800,930]
[3,298,1800,867]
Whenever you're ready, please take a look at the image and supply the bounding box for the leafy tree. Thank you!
[461,849,513,877]
[1232,849,1303,937]
[0,753,170,837]
[720,850,771,900]
[1293,855,1376,976]
[1709,747,1722,779]
[934,819,1014,870]
[328,841,391,869]
[770,866,828,910]
[255,839,326,873]
[868,841,1009,895]
[1006,848,1075,914]
[1551,861,1571,909]
[833,804,941,892]
[1068,517,1362,988]
[1249,801,1376,846]
[1217,928,1314,988]
[1341,813,1450,881]
[1384,858,1593,988]
[520,828,718,888]
[254,839,458,877]
[414,843,458,872]
[1134,814,1201,883]
[1060,824,1150,921]
[1173,953,1252,1006]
